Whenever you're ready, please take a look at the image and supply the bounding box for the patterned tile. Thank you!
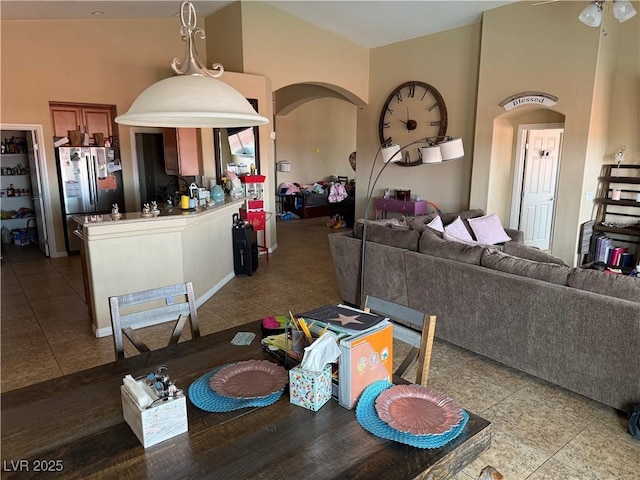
[462,429,549,480]
[479,378,608,454]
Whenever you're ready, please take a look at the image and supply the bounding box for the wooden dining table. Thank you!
[1,320,491,480]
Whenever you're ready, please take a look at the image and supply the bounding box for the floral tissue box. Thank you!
[289,364,332,412]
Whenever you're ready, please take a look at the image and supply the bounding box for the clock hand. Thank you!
[402,107,417,130]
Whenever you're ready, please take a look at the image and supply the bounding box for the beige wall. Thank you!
[275,97,356,186]
[204,1,244,73]
[360,23,482,213]
[212,1,370,104]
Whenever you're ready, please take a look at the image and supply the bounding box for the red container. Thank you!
[247,199,264,211]
[239,175,266,184]
[240,208,266,231]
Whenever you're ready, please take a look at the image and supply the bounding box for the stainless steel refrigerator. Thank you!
[56,146,124,254]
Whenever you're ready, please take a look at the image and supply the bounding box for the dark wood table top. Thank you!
[1,321,491,480]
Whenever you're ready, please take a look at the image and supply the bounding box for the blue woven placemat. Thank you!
[188,364,285,413]
[355,380,469,449]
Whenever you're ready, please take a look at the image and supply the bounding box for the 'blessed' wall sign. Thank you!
[499,91,558,111]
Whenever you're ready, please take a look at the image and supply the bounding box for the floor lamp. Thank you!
[359,136,464,307]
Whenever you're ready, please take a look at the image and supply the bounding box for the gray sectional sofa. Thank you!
[328,209,640,412]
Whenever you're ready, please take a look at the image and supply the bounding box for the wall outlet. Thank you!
[586,191,594,202]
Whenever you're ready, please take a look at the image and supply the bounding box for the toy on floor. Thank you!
[327,214,347,229]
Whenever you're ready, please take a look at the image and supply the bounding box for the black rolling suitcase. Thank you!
[232,213,258,275]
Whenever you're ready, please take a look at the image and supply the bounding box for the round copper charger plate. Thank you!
[374,384,463,435]
[209,360,288,399]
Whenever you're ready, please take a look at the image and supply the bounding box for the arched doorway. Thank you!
[273,83,364,214]
[488,107,566,252]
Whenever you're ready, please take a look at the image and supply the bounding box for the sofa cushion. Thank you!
[444,216,477,244]
[568,268,640,303]
[353,218,405,238]
[418,227,485,264]
[440,209,484,227]
[405,216,428,233]
[354,220,420,251]
[481,249,570,285]
[468,213,512,245]
[413,212,438,224]
[406,215,446,235]
[503,241,568,266]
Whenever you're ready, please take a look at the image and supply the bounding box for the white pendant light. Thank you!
[381,144,402,163]
[115,1,268,128]
[439,137,465,161]
[613,0,637,22]
[116,76,267,128]
[578,1,604,27]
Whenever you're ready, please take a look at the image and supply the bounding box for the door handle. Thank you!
[92,155,99,204]
[86,155,94,205]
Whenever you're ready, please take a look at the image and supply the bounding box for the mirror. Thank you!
[213,98,261,181]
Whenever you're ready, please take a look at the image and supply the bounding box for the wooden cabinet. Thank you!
[374,198,430,219]
[163,128,201,176]
[50,103,117,145]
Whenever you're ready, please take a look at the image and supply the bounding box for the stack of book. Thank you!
[298,305,394,410]
[591,234,635,267]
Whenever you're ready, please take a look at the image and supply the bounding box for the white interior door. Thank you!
[26,131,50,256]
[519,128,563,250]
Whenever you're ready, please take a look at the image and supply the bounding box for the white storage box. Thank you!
[121,384,188,448]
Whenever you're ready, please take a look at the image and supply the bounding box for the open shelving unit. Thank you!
[1,154,35,224]
[589,164,640,270]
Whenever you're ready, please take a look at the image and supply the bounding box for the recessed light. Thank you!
[91,11,105,16]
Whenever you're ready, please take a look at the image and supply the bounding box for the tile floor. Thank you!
[1,217,637,479]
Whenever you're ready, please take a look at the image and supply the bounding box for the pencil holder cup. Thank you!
[291,329,307,354]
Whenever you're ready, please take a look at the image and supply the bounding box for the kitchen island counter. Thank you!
[74,198,245,337]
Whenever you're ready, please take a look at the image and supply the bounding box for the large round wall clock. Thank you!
[378,81,448,167]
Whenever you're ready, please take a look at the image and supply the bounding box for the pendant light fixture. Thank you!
[613,0,637,22]
[578,1,604,27]
[578,0,637,27]
[115,1,268,128]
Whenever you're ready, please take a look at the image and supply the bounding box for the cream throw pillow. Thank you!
[468,213,512,245]
[444,216,476,244]
[426,215,444,232]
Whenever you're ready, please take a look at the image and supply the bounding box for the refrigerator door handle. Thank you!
[86,154,95,205]
[92,155,100,204]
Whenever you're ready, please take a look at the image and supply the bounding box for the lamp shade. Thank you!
[421,145,443,164]
[115,75,269,128]
[613,0,637,22]
[381,144,402,163]
[439,137,465,161]
[578,2,603,27]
